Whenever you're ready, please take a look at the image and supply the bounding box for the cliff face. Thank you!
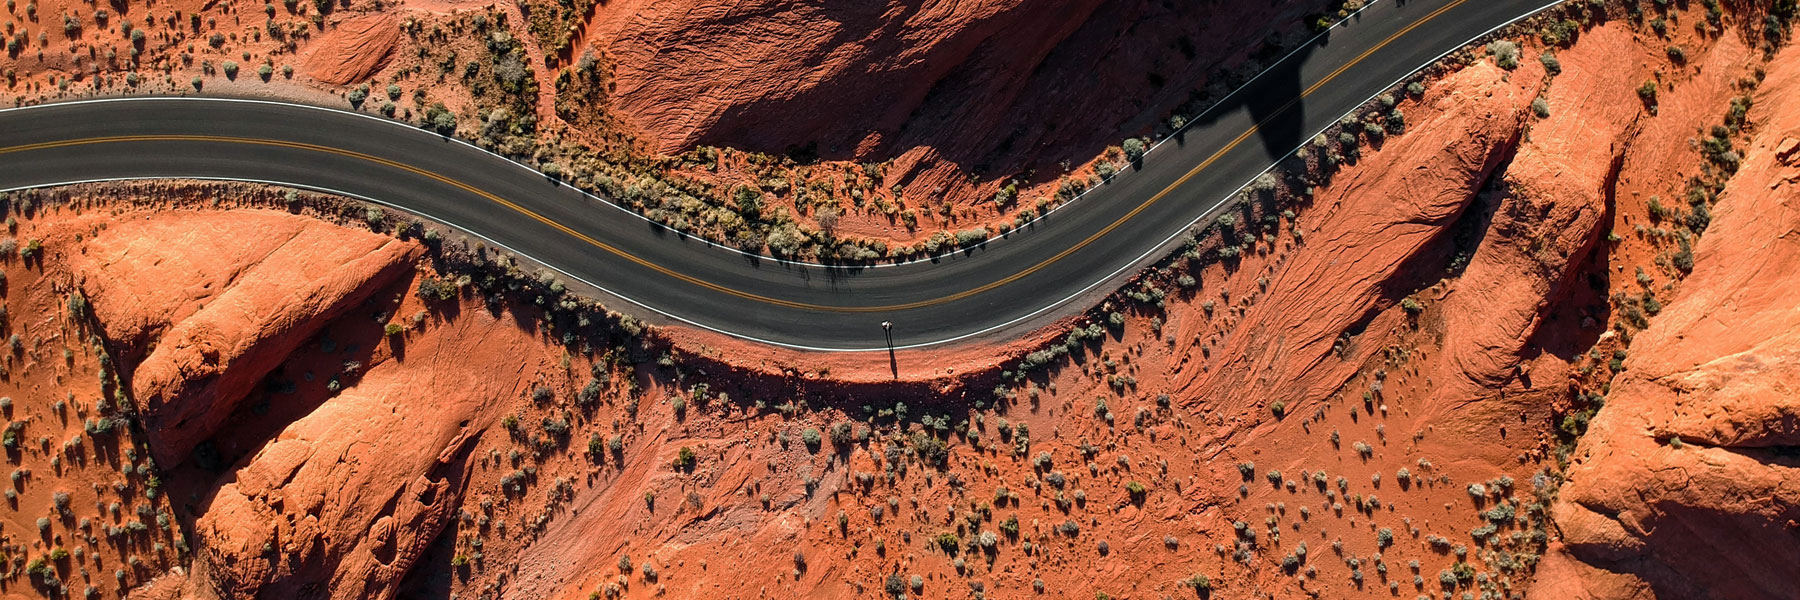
[70,211,420,468]
[1531,38,1800,600]
[572,0,1335,213]
[582,0,1328,161]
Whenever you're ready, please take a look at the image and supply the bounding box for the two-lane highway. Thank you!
[0,0,1562,350]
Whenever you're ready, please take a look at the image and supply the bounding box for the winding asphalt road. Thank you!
[0,0,1560,351]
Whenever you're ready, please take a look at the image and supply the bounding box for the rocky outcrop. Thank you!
[581,0,1329,171]
[191,309,541,600]
[302,14,402,86]
[70,210,419,465]
[1534,39,1800,600]
[1182,59,1536,415]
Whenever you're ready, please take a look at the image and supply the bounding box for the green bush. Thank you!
[577,379,601,407]
[1637,80,1659,107]
[1487,40,1520,69]
[426,103,458,134]
[1122,138,1147,162]
[671,446,696,470]
[828,422,853,450]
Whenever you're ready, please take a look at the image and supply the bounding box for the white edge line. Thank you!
[0,0,1382,271]
[0,176,846,352]
[926,0,1567,357]
[0,0,1564,353]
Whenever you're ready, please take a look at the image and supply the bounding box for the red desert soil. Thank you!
[0,5,1793,600]
[0,208,188,599]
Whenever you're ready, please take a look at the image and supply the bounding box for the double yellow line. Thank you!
[0,0,1467,314]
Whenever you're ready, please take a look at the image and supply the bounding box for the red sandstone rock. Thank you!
[70,210,419,466]
[1534,36,1800,600]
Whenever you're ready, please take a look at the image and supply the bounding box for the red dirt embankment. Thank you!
[1531,37,1800,600]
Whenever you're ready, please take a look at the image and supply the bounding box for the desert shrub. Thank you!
[1122,138,1147,162]
[576,379,601,407]
[1673,237,1695,272]
[671,446,695,470]
[540,416,570,439]
[426,103,458,134]
[911,432,948,468]
[801,427,822,451]
[1125,480,1147,502]
[1637,80,1659,107]
[829,422,854,450]
[1487,40,1520,69]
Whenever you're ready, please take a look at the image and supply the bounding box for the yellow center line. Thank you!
[2,134,850,310]
[0,0,1467,314]
[905,0,1469,306]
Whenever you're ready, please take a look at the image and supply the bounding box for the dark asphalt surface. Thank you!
[0,0,1559,350]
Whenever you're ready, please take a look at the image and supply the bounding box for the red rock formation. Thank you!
[1534,38,1800,600]
[70,210,419,465]
[580,0,1329,172]
[302,14,403,86]
[191,300,539,599]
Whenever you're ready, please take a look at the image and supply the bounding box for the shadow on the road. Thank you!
[1172,33,1321,164]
